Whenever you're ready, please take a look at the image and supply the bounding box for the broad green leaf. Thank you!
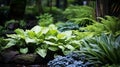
[49,29,58,35]
[62,31,72,37]
[41,27,49,34]
[26,30,36,38]
[65,44,74,50]
[48,46,59,51]
[36,48,47,58]
[25,37,36,44]
[45,36,58,42]
[57,33,66,39]
[4,39,16,49]
[15,29,24,35]
[20,47,28,54]
[43,41,57,46]
[6,34,18,38]
[63,51,72,55]
[49,24,57,30]
[58,46,65,51]
[31,25,42,34]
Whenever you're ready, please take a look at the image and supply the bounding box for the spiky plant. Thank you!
[80,34,120,65]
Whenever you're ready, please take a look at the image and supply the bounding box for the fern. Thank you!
[63,5,95,20]
[69,18,97,27]
[81,16,120,36]
[99,16,120,34]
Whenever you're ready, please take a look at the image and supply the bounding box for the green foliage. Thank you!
[0,37,7,52]
[79,34,120,65]
[57,22,79,32]
[72,30,95,40]
[25,6,37,15]
[69,18,97,27]
[4,24,80,58]
[81,16,120,36]
[5,20,26,29]
[99,16,120,34]
[0,26,6,35]
[44,7,64,22]
[37,13,54,26]
[103,64,120,67]
[81,22,106,35]
[63,5,95,20]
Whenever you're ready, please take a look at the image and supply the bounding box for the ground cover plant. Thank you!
[57,22,79,32]
[48,52,100,67]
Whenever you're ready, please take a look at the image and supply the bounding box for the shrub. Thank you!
[37,13,53,26]
[63,5,95,20]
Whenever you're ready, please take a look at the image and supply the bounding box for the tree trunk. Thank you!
[96,0,104,17]
[35,0,43,15]
[96,0,109,17]
[8,0,27,20]
[63,0,68,9]
[56,0,61,8]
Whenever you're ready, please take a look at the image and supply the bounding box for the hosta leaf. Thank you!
[49,29,58,35]
[43,41,57,46]
[15,29,24,35]
[6,34,18,38]
[48,46,59,51]
[58,46,65,51]
[63,50,72,55]
[41,27,49,34]
[4,39,16,49]
[20,47,28,54]
[45,36,58,42]
[65,44,75,50]
[57,33,66,39]
[36,48,47,58]
[31,25,42,34]
[62,31,72,37]
[49,24,57,30]
[26,30,36,38]
[25,37,36,44]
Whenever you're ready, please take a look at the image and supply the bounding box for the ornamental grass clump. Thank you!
[80,34,120,65]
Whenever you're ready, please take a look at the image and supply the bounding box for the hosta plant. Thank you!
[57,22,79,32]
[79,34,120,65]
[4,24,80,58]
